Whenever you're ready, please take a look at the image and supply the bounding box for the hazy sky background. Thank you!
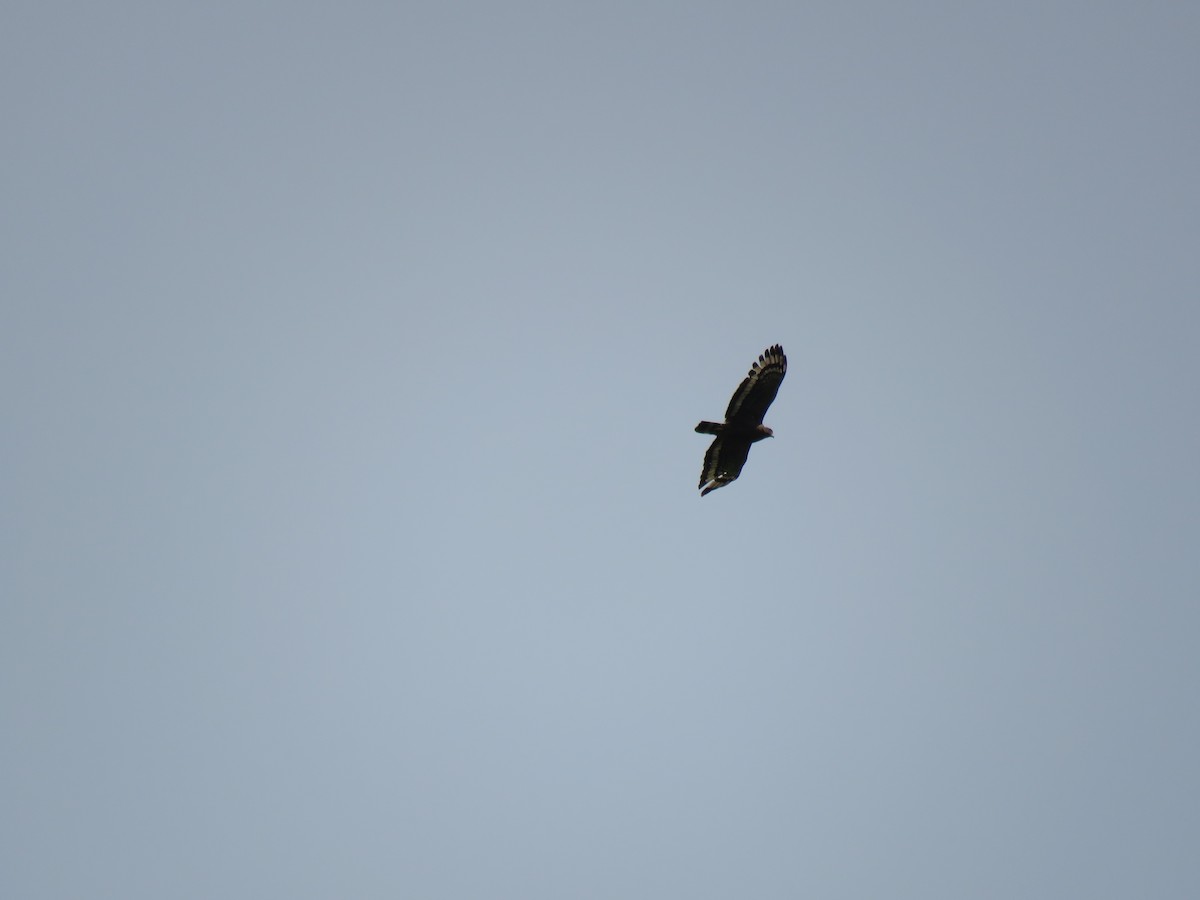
[4,2,1199,898]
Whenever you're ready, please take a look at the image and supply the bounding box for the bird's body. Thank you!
[695,344,786,496]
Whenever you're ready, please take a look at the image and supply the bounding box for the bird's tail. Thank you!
[694,421,724,435]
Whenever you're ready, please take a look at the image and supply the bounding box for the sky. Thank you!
[4,2,1199,898]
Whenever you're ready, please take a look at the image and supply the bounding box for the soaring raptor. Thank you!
[695,344,787,496]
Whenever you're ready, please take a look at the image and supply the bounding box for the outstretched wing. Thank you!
[724,344,787,427]
[699,435,752,497]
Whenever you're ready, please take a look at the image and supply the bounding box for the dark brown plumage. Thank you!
[695,344,787,496]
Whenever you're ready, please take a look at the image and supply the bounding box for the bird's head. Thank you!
[758,425,774,438]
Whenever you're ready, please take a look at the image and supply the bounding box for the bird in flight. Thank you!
[695,344,787,496]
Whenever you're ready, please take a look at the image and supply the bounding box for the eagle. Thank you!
[695,344,787,496]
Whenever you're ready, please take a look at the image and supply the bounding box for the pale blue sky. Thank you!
[4,3,1199,898]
